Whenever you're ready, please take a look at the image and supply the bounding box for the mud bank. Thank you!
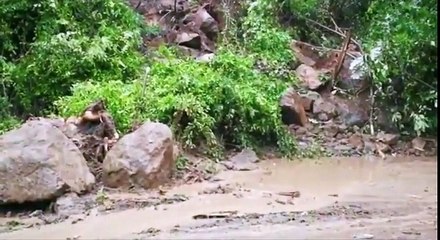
[0,156,437,240]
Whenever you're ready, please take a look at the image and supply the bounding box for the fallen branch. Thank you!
[369,86,376,136]
[296,15,364,54]
[135,0,141,10]
[292,40,357,59]
[332,30,352,83]
[330,17,343,34]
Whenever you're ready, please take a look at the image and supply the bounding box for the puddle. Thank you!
[0,156,437,240]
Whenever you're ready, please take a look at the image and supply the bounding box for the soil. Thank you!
[0,156,437,240]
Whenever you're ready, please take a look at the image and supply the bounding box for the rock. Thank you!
[26,117,65,129]
[423,139,438,156]
[195,53,215,62]
[376,108,399,133]
[363,138,376,154]
[223,149,259,171]
[195,7,219,40]
[172,145,180,162]
[294,126,308,136]
[62,119,80,139]
[375,142,391,154]
[332,95,369,127]
[321,123,340,137]
[290,40,320,66]
[102,122,176,189]
[376,131,400,146]
[295,64,323,90]
[313,98,337,119]
[54,193,91,217]
[337,53,369,93]
[333,145,353,152]
[0,121,95,204]
[299,90,322,101]
[299,96,314,112]
[280,87,309,126]
[411,137,426,151]
[348,134,364,150]
[353,233,374,239]
[298,89,322,112]
[317,112,330,121]
[340,110,369,127]
[176,32,202,49]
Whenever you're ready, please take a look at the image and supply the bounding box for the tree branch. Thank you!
[296,15,364,54]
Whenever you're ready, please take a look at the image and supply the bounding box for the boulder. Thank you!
[295,64,323,90]
[102,122,176,189]
[312,97,338,121]
[280,87,309,126]
[376,131,400,146]
[0,121,95,204]
[222,149,259,171]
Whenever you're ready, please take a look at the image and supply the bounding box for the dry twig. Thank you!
[298,15,364,54]
[332,30,352,83]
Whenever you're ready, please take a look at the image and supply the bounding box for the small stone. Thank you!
[411,137,426,151]
[364,141,376,154]
[353,233,374,239]
[334,145,353,151]
[322,124,340,137]
[223,149,259,171]
[348,134,364,149]
[295,64,323,90]
[318,112,330,121]
[338,124,348,131]
[376,131,400,146]
[313,98,337,119]
[295,126,308,136]
[54,193,89,216]
[376,142,391,153]
[299,96,314,112]
[28,210,43,218]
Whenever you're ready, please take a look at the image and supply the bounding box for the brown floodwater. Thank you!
[0,156,437,239]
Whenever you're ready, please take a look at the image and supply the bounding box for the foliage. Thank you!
[0,90,21,134]
[241,0,294,64]
[263,0,437,136]
[363,0,437,136]
[56,47,297,158]
[0,0,144,115]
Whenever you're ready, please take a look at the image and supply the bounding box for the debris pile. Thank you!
[127,0,238,59]
[280,38,437,157]
[61,100,120,180]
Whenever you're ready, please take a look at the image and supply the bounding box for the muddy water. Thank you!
[0,156,437,239]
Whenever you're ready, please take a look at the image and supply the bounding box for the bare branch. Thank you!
[296,15,364,54]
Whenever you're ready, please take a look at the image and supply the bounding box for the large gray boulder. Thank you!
[102,122,176,190]
[0,120,95,204]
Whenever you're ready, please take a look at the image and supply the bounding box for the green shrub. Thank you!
[56,48,297,158]
[241,0,294,63]
[363,0,437,135]
[0,96,21,134]
[0,0,144,115]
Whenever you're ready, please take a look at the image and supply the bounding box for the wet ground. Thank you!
[0,156,437,239]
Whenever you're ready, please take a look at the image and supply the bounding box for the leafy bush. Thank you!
[0,96,21,134]
[56,47,297,158]
[0,0,144,115]
[241,0,294,63]
[363,0,437,135]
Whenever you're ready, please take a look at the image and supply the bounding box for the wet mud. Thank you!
[0,156,437,240]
